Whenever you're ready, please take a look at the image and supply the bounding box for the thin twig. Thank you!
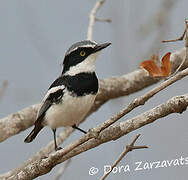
[100,134,148,180]
[87,0,105,40]
[95,18,112,23]
[3,93,188,180]
[54,159,71,180]
[94,66,188,134]
[162,19,188,75]
[4,68,188,179]
[0,80,8,101]
[161,29,186,43]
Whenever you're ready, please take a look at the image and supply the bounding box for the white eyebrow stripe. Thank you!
[66,44,96,55]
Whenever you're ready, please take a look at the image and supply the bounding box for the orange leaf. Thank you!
[140,52,171,78]
[140,60,162,77]
[161,52,171,77]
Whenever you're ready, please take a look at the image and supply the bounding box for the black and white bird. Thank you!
[24,40,111,150]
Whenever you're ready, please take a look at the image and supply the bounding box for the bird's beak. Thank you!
[94,42,111,52]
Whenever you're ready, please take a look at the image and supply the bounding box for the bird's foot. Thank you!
[41,155,48,159]
[87,128,100,139]
[55,146,62,151]
[72,124,87,134]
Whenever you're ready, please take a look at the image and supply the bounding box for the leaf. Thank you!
[140,60,161,77]
[161,52,171,77]
[140,52,171,77]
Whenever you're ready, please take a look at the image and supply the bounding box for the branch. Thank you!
[162,29,186,43]
[0,104,40,142]
[0,47,188,180]
[0,47,187,142]
[0,128,73,179]
[90,66,188,133]
[4,61,188,179]
[5,94,188,180]
[100,134,148,180]
[3,64,188,179]
[87,0,105,40]
[1,1,186,179]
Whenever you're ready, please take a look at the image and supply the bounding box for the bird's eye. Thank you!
[80,51,86,56]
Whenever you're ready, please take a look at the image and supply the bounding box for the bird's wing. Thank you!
[35,76,65,125]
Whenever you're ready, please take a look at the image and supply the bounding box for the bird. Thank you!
[24,40,111,151]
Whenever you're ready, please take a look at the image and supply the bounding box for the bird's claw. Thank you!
[87,128,100,139]
[55,147,62,151]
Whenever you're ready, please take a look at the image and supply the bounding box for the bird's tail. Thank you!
[24,125,43,143]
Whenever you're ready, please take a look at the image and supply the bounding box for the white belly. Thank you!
[44,92,96,129]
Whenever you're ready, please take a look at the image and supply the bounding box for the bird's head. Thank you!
[62,40,111,75]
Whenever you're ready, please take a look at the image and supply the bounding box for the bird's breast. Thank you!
[44,92,96,128]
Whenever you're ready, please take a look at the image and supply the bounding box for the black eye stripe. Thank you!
[62,47,94,74]
[66,47,93,57]
[78,47,93,54]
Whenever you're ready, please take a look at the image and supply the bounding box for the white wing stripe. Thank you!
[42,85,65,102]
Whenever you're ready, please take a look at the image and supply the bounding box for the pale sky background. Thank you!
[1,0,188,179]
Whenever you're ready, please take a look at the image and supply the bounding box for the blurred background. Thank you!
[0,0,188,179]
